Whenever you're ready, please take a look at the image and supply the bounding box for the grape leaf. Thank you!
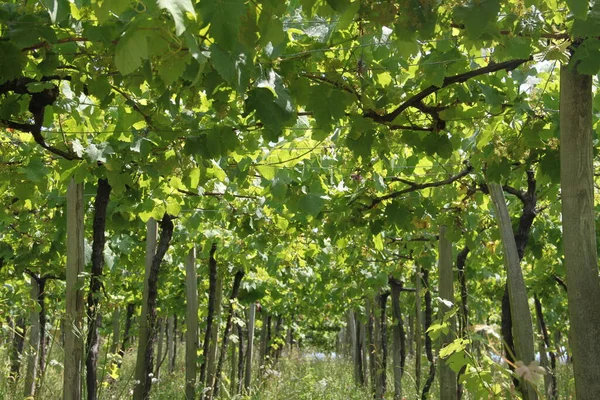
[453,0,500,39]
[245,87,295,142]
[157,0,196,35]
[0,42,26,82]
[200,0,246,50]
[567,0,589,20]
[114,27,149,75]
[40,0,70,23]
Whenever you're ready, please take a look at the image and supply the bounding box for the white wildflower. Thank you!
[514,360,545,383]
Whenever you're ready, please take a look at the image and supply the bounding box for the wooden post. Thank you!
[488,183,537,400]
[132,218,157,399]
[185,248,198,400]
[64,178,84,400]
[24,278,40,397]
[559,64,600,399]
[438,225,457,400]
[244,303,256,391]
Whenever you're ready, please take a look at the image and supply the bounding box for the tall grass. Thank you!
[0,341,575,399]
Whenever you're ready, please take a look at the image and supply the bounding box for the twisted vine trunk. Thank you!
[200,243,218,388]
[390,278,406,400]
[86,178,111,400]
[415,267,422,394]
[212,270,245,399]
[421,267,435,400]
[534,295,557,399]
[118,303,135,364]
[132,214,174,400]
[10,316,26,381]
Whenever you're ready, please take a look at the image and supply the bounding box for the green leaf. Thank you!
[306,85,353,131]
[385,202,411,230]
[21,158,49,182]
[372,234,384,251]
[95,0,131,23]
[298,194,325,217]
[166,196,182,216]
[346,118,375,160]
[200,0,246,50]
[567,0,589,20]
[572,38,600,75]
[40,0,70,23]
[158,53,190,85]
[25,81,55,93]
[245,87,295,142]
[0,42,26,82]
[157,0,196,35]
[326,0,349,12]
[453,0,500,39]
[210,44,252,92]
[114,27,149,75]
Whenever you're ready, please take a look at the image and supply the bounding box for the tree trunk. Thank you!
[185,248,198,400]
[376,292,389,399]
[133,214,175,400]
[259,311,269,367]
[244,303,256,391]
[237,321,244,395]
[559,63,600,399]
[10,316,26,381]
[200,243,218,387]
[421,267,435,400]
[390,278,406,400]
[273,316,283,362]
[534,295,557,400]
[230,313,238,395]
[37,278,48,375]
[205,273,223,397]
[407,314,414,357]
[24,277,41,398]
[110,308,121,356]
[438,225,457,400]
[212,270,245,399]
[456,246,470,337]
[366,297,376,395]
[155,318,165,378]
[415,267,422,394]
[118,303,135,364]
[167,315,175,373]
[86,178,111,400]
[456,246,469,400]
[171,315,177,372]
[488,183,537,399]
[64,178,85,400]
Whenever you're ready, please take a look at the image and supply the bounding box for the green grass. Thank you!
[0,341,576,399]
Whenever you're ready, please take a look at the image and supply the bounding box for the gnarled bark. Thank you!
[132,214,175,400]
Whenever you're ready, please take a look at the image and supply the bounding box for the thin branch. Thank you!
[554,276,567,293]
[177,189,258,200]
[388,124,433,131]
[364,58,531,123]
[367,165,473,209]
[110,85,153,128]
[388,235,439,243]
[450,23,571,41]
[254,141,324,166]
[301,72,360,99]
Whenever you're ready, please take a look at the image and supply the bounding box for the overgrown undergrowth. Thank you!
[0,343,575,399]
